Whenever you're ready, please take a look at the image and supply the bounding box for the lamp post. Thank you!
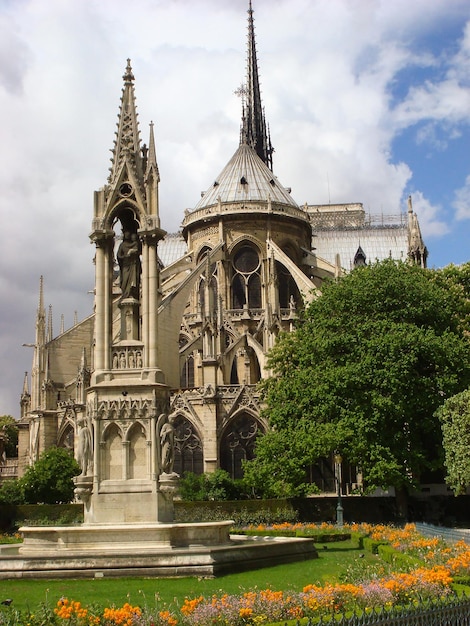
[334,451,343,527]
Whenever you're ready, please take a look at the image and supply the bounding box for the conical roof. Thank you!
[194,143,298,211]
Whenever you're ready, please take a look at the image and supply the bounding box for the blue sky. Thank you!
[0,0,469,416]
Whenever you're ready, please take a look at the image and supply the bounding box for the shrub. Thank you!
[0,479,25,505]
[178,470,251,501]
[21,447,80,504]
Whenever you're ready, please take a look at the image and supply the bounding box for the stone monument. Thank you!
[0,59,317,578]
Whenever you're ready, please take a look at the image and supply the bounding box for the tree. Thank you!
[244,260,470,506]
[0,415,18,458]
[436,389,470,495]
[0,479,25,505]
[21,447,80,504]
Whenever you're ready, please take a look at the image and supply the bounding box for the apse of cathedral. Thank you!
[17,2,427,491]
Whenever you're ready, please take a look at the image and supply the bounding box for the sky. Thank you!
[0,0,469,418]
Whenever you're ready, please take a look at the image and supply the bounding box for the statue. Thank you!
[117,231,141,299]
[76,416,93,476]
[158,415,175,475]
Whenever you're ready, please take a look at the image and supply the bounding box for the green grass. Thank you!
[0,541,379,613]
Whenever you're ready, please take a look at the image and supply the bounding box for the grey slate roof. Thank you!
[193,143,298,210]
[313,226,409,270]
[158,232,187,267]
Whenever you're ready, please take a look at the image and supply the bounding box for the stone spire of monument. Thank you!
[108,59,144,188]
[144,121,161,221]
[145,121,160,183]
[239,0,273,170]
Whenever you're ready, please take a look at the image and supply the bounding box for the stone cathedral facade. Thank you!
[17,3,427,494]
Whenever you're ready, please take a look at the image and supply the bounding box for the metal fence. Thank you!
[285,597,470,625]
[415,522,470,546]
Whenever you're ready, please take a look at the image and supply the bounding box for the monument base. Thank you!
[0,523,317,579]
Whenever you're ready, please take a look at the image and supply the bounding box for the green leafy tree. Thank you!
[245,260,470,507]
[0,415,18,458]
[436,389,470,495]
[21,447,80,504]
[0,479,25,504]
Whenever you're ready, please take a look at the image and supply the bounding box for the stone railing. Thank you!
[182,201,309,229]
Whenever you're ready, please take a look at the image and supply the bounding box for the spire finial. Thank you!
[108,59,143,185]
[239,0,273,170]
[123,58,134,84]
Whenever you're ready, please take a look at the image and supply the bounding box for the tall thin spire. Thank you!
[145,121,160,183]
[47,304,53,343]
[22,371,29,397]
[240,1,273,170]
[108,59,143,186]
[144,121,161,220]
[36,276,46,347]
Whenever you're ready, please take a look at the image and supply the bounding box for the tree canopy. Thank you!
[244,260,470,498]
[21,447,80,504]
[436,389,470,495]
[0,415,18,458]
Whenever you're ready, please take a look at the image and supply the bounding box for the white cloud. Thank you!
[409,191,449,237]
[1,0,470,416]
[453,175,470,220]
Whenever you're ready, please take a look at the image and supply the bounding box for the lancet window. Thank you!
[276,261,301,309]
[231,244,262,309]
[220,412,261,479]
[173,415,203,475]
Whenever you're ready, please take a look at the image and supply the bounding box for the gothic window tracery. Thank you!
[220,412,262,479]
[231,245,262,309]
[57,423,74,451]
[173,415,203,475]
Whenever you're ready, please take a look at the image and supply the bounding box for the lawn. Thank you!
[0,540,377,613]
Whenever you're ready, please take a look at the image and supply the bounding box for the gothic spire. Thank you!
[36,275,46,347]
[47,304,53,343]
[108,59,143,185]
[22,371,29,397]
[145,122,160,183]
[240,1,273,170]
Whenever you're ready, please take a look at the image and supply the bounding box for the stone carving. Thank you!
[112,349,143,369]
[117,231,141,299]
[158,414,175,475]
[76,416,93,476]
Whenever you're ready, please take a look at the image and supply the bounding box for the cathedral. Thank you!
[17,3,427,495]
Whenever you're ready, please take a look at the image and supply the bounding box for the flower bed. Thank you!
[0,523,469,625]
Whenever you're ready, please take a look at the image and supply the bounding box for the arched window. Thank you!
[220,413,262,479]
[180,355,195,388]
[230,356,239,384]
[173,415,203,475]
[231,245,261,310]
[57,424,74,451]
[276,261,301,309]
